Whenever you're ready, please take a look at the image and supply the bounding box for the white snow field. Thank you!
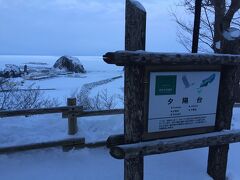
[0,56,240,180]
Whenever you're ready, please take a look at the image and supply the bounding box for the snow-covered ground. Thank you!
[0,114,124,147]
[0,138,240,180]
[0,55,240,180]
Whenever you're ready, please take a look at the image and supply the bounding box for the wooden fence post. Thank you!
[67,98,78,135]
[124,0,146,180]
[207,66,240,180]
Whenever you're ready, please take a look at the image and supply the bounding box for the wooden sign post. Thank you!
[124,0,146,179]
[104,51,240,180]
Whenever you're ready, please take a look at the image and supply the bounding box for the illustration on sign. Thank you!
[198,73,216,93]
[182,75,194,88]
[148,71,220,133]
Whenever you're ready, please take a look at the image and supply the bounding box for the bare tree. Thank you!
[174,0,240,53]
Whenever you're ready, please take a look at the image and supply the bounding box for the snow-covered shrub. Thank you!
[91,89,117,110]
[0,78,59,110]
[73,89,117,111]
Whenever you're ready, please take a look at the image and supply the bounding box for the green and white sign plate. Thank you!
[148,71,220,133]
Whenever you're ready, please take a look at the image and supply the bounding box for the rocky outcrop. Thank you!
[0,64,22,78]
[53,56,86,73]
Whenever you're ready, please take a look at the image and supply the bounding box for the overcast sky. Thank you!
[0,0,188,56]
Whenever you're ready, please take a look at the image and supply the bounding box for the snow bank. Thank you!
[0,114,123,147]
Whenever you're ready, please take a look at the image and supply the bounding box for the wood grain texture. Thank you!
[124,65,145,143]
[207,66,240,180]
[124,1,146,180]
[125,0,146,51]
[67,98,78,135]
[103,51,240,66]
[106,134,125,148]
[125,157,144,180]
[207,145,229,180]
[110,130,240,159]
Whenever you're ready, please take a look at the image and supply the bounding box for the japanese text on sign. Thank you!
[148,71,220,133]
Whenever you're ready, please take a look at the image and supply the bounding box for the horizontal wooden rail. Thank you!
[107,134,125,148]
[0,138,85,154]
[0,107,124,118]
[0,139,110,154]
[62,109,124,118]
[110,130,240,159]
[80,109,124,117]
[0,106,77,118]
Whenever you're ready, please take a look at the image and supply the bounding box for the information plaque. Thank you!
[146,70,220,137]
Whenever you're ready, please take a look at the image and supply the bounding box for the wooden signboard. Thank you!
[143,66,221,140]
[104,50,240,180]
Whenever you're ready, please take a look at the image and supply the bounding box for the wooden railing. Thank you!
[0,97,124,153]
[0,98,124,135]
[0,106,71,117]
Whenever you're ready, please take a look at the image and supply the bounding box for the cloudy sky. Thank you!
[0,0,188,56]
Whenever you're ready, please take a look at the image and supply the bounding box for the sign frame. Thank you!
[142,65,221,141]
